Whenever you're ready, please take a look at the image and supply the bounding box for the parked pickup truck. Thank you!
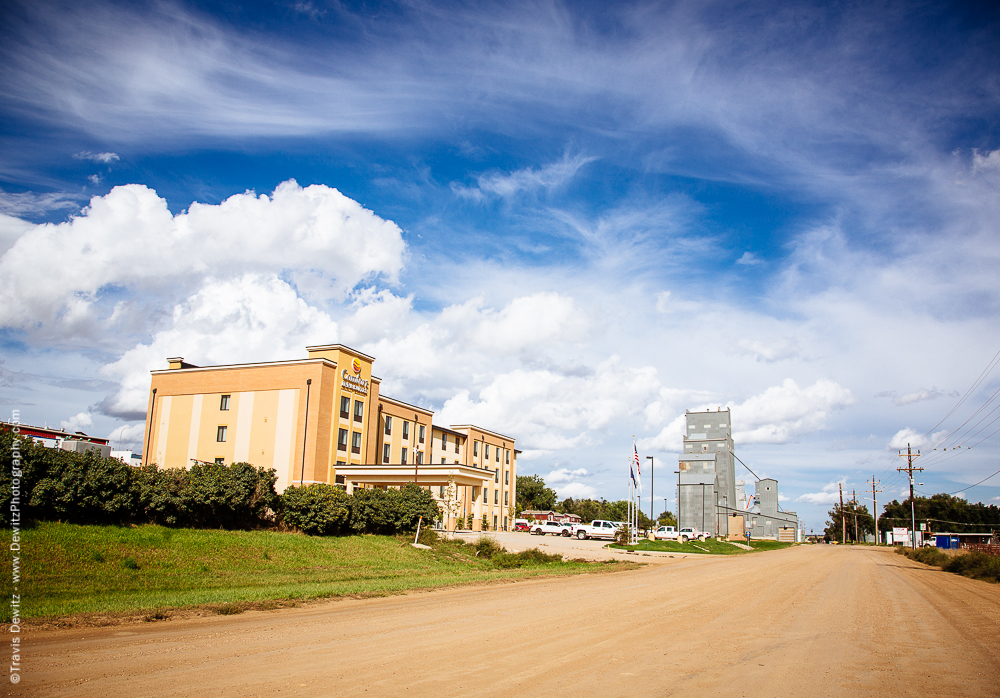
[654,526,679,540]
[530,520,565,536]
[572,520,621,540]
[677,527,710,542]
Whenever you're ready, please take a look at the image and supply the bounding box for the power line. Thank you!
[943,466,1000,496]
[879,516,999,529]
[924,346,1000,438]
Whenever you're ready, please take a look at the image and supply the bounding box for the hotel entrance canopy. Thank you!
[335,462,495,492]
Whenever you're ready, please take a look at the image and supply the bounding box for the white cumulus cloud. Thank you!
[60,411,94,433]
[795,480,847,505]
[887,427,946,451]
[547,467,590,483]
[0,180,406,335]
[557,482,598,499]
[98,273,339,419]
[731,378,854,444]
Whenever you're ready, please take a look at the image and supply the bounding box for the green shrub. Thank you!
[907,546,949,567]
[280,483,351,535]
[474,535,505,559]
[944,551,1000,583]
[350,484,440,535]
[25,445,138,525]
[135,464,191,526]
[184,461,279,529]
[416,526,438,546]
[491,547,563,568]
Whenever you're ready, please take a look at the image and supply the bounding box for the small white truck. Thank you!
[654,526,678,540]
[572,520,620,540]
[654,526,710,542]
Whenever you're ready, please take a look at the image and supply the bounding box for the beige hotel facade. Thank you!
[142,344,517,531]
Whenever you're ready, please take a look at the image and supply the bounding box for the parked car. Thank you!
[559,522,576,537]
[513,521,529,532]
[531,520,565,535]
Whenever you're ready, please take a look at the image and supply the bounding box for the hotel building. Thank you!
[141,344,518,531]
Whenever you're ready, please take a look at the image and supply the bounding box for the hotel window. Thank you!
[383,444,391,463]
[340,396,350,419]
[402,421,410,440]
[439,486,445,498]
[442,433,448,450]
[220,394,230,411]
[416,451,423,465]
[215,457,225,465]
[384,415,392,436]
[505,470,509,485]
[494,469,499,483]
[494,490,498,504]
[496,448,500,462]
[338,428,348,452]
[351,431,361,454]
[441,457,446,464]
[454,439,459,454]
[494,515,498,529]
[419,425,425,443]
[485,444,490,459]
[216,425,227,442]
[473,441,479,457]
[472,487,478,500]
[353,400,364,423]
[504,492,509,506]
[401,447,408,464]
[505,450,509,464]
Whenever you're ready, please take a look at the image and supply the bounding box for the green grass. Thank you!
[0,523,633,622]
[898,546,1000,583]
[610,538,794,555]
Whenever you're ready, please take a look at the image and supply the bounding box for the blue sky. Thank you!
[2,0,1000,530]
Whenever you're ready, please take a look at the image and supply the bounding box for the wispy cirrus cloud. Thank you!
[73,151,119,163]
[452,154,597,200]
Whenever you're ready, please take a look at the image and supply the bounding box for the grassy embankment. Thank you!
[898,546,1000,584]
[1,522,634,622]
[609,538,793,555]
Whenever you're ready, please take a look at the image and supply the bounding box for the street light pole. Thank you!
[646,455,654,528]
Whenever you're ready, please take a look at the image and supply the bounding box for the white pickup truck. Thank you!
[572,520,621,540]
[654,526,678,540]
[654,526,709,542]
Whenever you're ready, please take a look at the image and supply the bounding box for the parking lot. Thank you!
[450,529,690,562]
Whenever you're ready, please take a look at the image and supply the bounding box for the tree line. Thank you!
[823,493,1000,542]
[1,428,438,535]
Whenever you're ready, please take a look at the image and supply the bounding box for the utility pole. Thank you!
[897,443,924,550]
[868,476,882,545]
[852,490,859,544]
[839,482,845,545]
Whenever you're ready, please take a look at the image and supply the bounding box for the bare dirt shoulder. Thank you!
[7,545,998,698]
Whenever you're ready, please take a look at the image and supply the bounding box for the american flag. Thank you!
[633,440,641,476]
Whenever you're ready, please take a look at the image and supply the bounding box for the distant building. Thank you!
[677,409,798,540]
[2,422,111,459]
[141,344,518,531]
[678,408,736,536]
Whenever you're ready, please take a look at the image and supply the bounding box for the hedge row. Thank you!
[1,427,439,534]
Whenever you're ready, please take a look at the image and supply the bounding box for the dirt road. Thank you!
[9,545,1000,697]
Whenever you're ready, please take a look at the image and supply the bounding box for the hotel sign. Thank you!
[341,369,369,395]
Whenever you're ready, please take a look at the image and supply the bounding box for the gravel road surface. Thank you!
[9,545,999,697]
